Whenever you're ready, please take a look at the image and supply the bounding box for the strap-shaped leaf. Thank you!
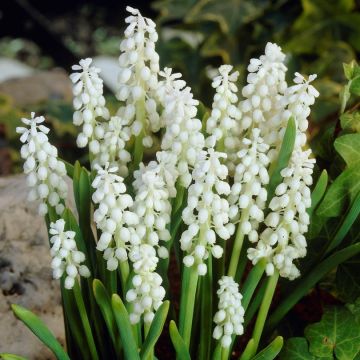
[169,320,191,360]
[11,304,70,360]
[60,158,74,178]
[111,294,140,360]
[266,117,296,204]
[140,301,170,359]
[238,339,255,360]
[308,170,328,216]
[0,354,27,360]
[252,336,283,360]
[326,191,360,254]
[93,279,121,354]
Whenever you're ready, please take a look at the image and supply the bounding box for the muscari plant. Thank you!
[3,6,360,360]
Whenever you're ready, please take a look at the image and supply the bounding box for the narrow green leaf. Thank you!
[111,294,140,360]
[267,243,360,330]
[241,259,266,311]
[238,339,255,360]
[326,191,360,254]
[169,321,191,360]
[140,301,170,359]
[11,304,70,360]
[308,170,328,216]
[0,354,27,360]
[266,117,296,203]
[92,279,121,355]
[252,336,283,360]
[60,159,74,178]
[73,161,81,212]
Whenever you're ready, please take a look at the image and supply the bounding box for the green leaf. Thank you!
[140,301,170,359]
[11,304,70,360]
[92,279,121,355]
[316,166,360,217]
[337,255,360,303]
[169,321,191,360]
[308,170,328,216]
[238,338,255,360]
[0,354,28,360]
[186,0,269,34]
[266,117,296,204]
[350,76,360,96]
[325,191,360,253]
[60,159,74,178]
[340,111,360,133]
[267,243,360,330]
[252,336,283,360]
[280,338,315,360]
[305,306,360,359]
[334,134,360,167]
[111,294,140,360]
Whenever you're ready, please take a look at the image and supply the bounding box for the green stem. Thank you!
[73,280,99,360]
[250,271,279,357]
[228,216,247,277]
[221,347,229,360]
[179,265,199,348]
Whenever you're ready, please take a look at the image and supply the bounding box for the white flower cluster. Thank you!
[239,42,287,149]
[248,149,315,279]
[180,139,234,275]
[281,72,320,146]
[206,65,241,173]
[116,6,162,151]
[49,219,90,289]
[158,68,205,187]
[17,113,67,216]
[126,156,175,324]
[92,116,132,177]
[92,163,138,270]
[206,65,241,142]
[126,244,165,324]
[70,58,109,148]
[229,128,269,240]
[213,276,244,348]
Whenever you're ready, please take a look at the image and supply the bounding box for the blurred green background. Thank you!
[0,0,359,174]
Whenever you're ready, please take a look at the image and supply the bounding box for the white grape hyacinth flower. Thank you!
[248,148,315,280]
[92,116,132,177]
[229,128,270,242]
[16,112,68,216]
[239,42,288,147]
[213,276,245,348]
[49,219,90,289]
[92,163,138,270]
[131,154,177,258]
[180,137,234,275]
[126,243,165,324]
[206,65,241,173]
[116,6,162,149]
[158,67,205,187]
[70,58,109,149]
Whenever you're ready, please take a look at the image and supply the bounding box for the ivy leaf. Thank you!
[280,337,316,360]
[304,306,360,359]
[337,254,360,303]
[334,134,360,167]
[340,111,360,133]
[350,76,360,96]
[185,0,270,34]
[316,166,360,217]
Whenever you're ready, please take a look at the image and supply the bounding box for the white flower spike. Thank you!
[49,219,90,289]
[213,276,245,348]
[16,112,68,216]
